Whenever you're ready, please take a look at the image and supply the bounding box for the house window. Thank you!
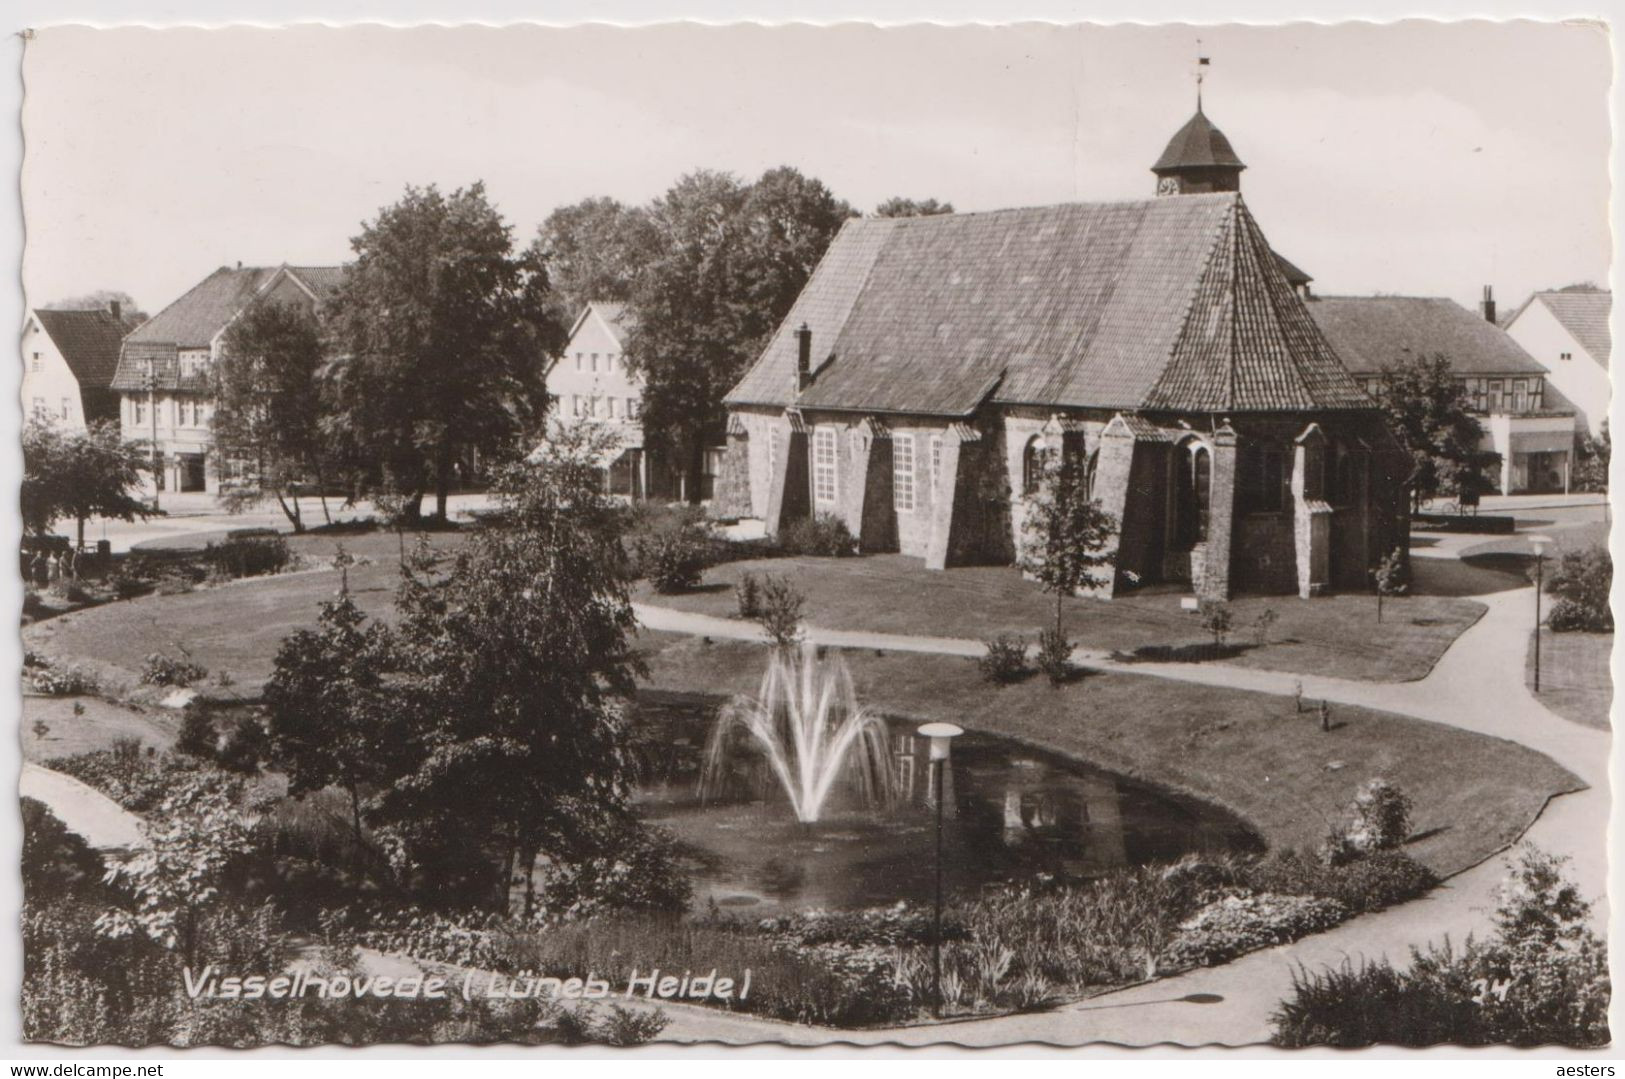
[134,398,146,425]
[930,434,943,493]
[627,397,641,419]
[893,435,916,513]
[813,427,838,505]
[572,394,583,417]
[61,398,71,420]
[1488,380,1504,411]
[591,353,599,372]
[1512,379,1528,413]
[575,352,583,371]
[1560,352,1573,361]
[1530,378,1544,410]
[767,428,778,482]
[606,354,616,373]
[31,396,45,417]
[1022,435,1047,495]
[607,398,618,419]
[30,352,40,372]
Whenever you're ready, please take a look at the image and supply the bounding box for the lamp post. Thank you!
[144,358,160,512]
[917,721,963,1018]
[1529,535,1552,693]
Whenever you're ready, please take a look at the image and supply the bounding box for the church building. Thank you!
[716,106,1412,600]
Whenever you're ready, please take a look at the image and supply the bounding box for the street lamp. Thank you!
[1529,535,1552,693]
[917,720,963,1018]
[144,358,160,512]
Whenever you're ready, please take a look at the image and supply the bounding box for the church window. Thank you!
[929,434,943,493]
[893,435,916,513]
[1022,435,1048,495]
[813,427,838,505]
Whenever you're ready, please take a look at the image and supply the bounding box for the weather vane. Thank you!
[1196,40,1210,109]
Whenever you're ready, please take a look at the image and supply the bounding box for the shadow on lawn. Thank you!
[1109,641,1261,665]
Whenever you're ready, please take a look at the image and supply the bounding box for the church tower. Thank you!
[1151,105,1246,196]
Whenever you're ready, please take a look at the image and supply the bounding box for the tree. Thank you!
[528,196,658,324]
[1373,546,1409,623]
[22,419,149,547]
[377,423,647,911]
[44,290,146,324]
[1572,420,1609,494]
[872,196,955,218]
[216,299,330,532]
[1371,353,1497,513]
[1017,450,1117,639]
[626,167,852,501]
[323,182,564,522]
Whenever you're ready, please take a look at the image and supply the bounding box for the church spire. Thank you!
[1152,58,1244,198]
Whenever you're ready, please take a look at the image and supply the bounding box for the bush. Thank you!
[1245,849,1436,915]
[1035,627,1073,685]
[206,534,293,580]
[140,651,208,688]
[632,514,713,594]
[978,634,1027,684]
[1199,598,1233,650]
[779,512,858,557]
[735,572,762,618]
[1320,778,1413,866]
[23,658,98,696]
[217,716,270,774]
[45,748,216,814]
[175,709,218,760]
[1162,891,1347,969]
[1546,545,1611,632]
[756,575,805,649]
[534,820,693,921]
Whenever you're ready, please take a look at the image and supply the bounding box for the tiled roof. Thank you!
[1307,296,1547,377]
[1535,288,1611,367]
[570,301,632,347]
[1153,108,1246,172]
[729,193,1370,416]
[32,308,127,390]
[112,265,343,392]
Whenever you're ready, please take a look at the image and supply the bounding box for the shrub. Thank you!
[206,534,292,580]
[1252,607,1279,647]
[1246,849,1436,915]
[1163,891,1347,969]
[1035,627,1073,685]
[779,512,858,557]
[735,572,762,619]
[175,709,218,760]
[45,748,215,813]
[23,658,98,696]
[979,635,1027,685]
[534,821,693,921]
[217,716,270,774]
[22,798,105,901]
[1199,598,1233,651]
[756,575,805,649]
[1545,545,1612,632]
[140,651,208,688]
[632,516,713,594]
[1320,778,1413,866]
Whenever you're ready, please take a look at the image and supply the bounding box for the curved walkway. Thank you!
[632,577,1609,1046]
[20,761,144,851]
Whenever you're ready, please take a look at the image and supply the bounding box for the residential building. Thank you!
[1308,294,1578,495]
[22,303,130,429]
[108,264,343,493]
[1502,285,1611,438]
[717,105,1412,601]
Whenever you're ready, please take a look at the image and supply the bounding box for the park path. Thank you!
[632,573,1611,1046]
[20,761,144,851]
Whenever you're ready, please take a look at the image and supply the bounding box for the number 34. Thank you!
[1472,977,1512,1004]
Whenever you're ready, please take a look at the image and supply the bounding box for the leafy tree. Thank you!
[1371,354,1497,513]
[22,419,150,547]
[1017,450,1117,639]
[264,594,403,849]
[1545,544,1612,632]
[1572,420,1609,494]
[872,196,955,218]
[324,182,564,522]
[216,299,330,532]
[627,167,852,501]
[1373,546,1409,623]
[528,196,658,323]
[44,289,146,324]
[379,423,647,911]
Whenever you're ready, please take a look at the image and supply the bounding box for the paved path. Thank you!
[20,761,145,851]
[634,565,1610,1045]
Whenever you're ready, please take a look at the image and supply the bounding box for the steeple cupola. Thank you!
[1152,106,1246,196]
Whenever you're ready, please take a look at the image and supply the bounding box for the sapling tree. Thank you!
[1018,449,1118,643]
[1199,598,1234,655]
[1373,546,1410,623]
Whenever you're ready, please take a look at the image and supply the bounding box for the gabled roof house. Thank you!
[23,304,132,428]
[1503,285,1611,438]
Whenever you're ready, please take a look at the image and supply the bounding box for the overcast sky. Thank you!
[21,20,1611,319]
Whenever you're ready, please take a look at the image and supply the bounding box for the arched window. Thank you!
[1175,441,1211,549]
[1022,435,1048,496]
[1085,447,1100,500]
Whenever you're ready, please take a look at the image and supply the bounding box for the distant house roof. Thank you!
[1152,107,1246,172]
[1512,287,1612,368]
[568,301,632,348]
[112,264,343,392]
[1307,296,1548,377]
[32,308,128,391]
[727,192,1369,416]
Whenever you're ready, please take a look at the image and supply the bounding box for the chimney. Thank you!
[108,299,121,321]
[1480,285,1497,325]
[795,323,812,391]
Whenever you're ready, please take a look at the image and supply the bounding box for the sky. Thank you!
[20,20,1613,319]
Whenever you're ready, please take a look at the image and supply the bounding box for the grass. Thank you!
[23,527,468,697]
[1527,628,1612,731]
[22,696,177,763]
[635,554,1484,682]
[635,631,1580,878]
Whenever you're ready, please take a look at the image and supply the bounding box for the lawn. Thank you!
[22,694,178,762]
[1527,628,1613,732]
[636,554,1484,682]
[23,527,468,697]
[635,631,1581,879]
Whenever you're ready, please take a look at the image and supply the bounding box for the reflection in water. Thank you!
[631,694,1260,914]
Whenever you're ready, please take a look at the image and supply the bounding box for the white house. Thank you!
[22,304,129,430]
[545,302,675,498]
[108,264,343,493]
[1503,285,1611,438]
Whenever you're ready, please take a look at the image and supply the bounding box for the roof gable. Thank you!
[729,194,1368,416]
[1537,289,1611,366]
[1308,296,1548,377]
[1153,108,1246,172]
[32,308,128,390]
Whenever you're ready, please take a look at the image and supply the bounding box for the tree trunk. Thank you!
[273,488,304,533]
[434,440,452,523]
[686,440,705,506]
[76,515,86,551]
[1054,589,1064,639]
[316,465,332,525]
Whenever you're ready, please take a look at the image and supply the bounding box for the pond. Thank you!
[630,692,1262,916]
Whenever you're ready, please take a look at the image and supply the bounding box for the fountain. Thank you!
[701,642,895,823]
